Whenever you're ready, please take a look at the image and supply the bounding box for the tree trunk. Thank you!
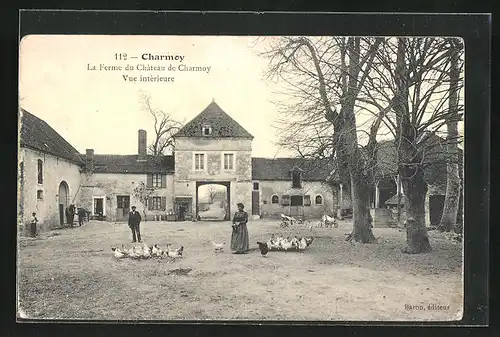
[394,38,431,254]
[438,39,461,232]
[401,168,432,254]
[351,175,377,243]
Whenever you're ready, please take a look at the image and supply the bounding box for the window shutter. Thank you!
[146,174,153,188]
[161,197,167,211]
[147,197,153,210]
[304,195,311,206]
[161,174,166,188]
[282,195,290,206]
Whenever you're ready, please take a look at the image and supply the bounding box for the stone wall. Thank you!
[18,147,82,231]
[79,172,175,222]
[174,137,253,219]
[257,180,335,219]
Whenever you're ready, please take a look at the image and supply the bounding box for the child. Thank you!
[30,212,38,237]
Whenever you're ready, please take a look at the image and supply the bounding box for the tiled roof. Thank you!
[385,194,409,206]
[91,155,175,174]
[375,135,463,185]
[19,109,83,164]
[173,101,253,139]
[252,157,337,182]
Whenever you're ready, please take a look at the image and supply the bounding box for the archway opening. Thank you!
[58,181,69,227]
[196,182,230,221]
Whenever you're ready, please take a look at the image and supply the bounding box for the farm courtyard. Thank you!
[17,219,463,321]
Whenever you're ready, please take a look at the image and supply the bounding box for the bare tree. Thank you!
[438,38,464,232]
[371,37,464,253]
[133,181,153,222]
[140,91,182,156]
[260,36,383,243]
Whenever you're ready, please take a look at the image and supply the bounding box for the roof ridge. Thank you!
[173,101,253,139]
[19,108,83,164]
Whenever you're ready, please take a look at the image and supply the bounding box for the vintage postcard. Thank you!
[17,34,465,322]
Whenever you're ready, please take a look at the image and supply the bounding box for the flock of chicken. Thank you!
[111,243,184,260]
[257,234,314,257]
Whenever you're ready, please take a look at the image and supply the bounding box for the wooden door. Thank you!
[116,196,130,220]
[252,191,260,215]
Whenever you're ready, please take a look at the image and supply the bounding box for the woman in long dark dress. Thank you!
[231,203,249,254]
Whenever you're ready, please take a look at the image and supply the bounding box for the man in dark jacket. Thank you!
[77,207,86,226]
[128,205,142,243]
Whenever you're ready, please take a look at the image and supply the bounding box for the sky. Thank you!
[19,35,464,158]
[19,35,291,158]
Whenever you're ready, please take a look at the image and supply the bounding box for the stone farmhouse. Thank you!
[17,100,454,231]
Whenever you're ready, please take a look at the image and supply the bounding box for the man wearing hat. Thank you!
[128,205,142,243]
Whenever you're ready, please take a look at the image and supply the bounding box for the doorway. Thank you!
[116,195,130,221]
[58,181,69,227]
[93,197,104,219]
[252,182,260,216]
[175,197,192,221]
[429,195,445,226]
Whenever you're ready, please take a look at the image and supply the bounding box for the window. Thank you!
[117,196,130,209]
[292,170,302,188]
[281,195,290,206]
[223,153,234,170]
[291,195,304,206]
[37,190,43,200]
[151,197,161,210]
[146,174,167,188]
[271,195,279,204]
[37,159,43,184]
[148,196,166,211]
[202,125,212,136]
[194,153,205,170]
[315,195,323,205]
[304,195,311,206]
[253,182,259,191]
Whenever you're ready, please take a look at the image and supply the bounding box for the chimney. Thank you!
[138,129,147,161]
[85,149,94,172]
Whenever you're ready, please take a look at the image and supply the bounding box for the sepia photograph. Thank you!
[17,33,465,321]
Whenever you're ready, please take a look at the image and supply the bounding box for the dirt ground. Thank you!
[17,219,463,321]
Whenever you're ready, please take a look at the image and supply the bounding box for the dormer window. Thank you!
[202,125,212,136]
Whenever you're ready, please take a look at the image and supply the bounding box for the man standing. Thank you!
[128,205,142,243]
[77,207,86,226]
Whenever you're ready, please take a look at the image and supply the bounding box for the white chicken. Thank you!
[128,246,142,259]
[142,244,151,259]
[166,245,184,258]
[151,244,163,257]
[111,247,126,259]
[297,237,307,250]
[281,237,294,251]
[212,241,225,253]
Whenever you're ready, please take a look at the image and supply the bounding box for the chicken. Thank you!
[166,245,184,258]
[128,246,142,259]
[281,237,294,251]
[305,237,314,247]
[111,247,126,259]
[297,237,307,250]
[212,241,225,253]
[151,244,163,257]
[256,242,269,257]
[142,244,151,258]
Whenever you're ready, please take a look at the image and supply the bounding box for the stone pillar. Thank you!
[375,182,380,208]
